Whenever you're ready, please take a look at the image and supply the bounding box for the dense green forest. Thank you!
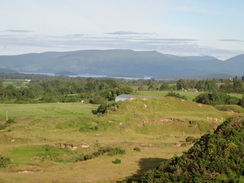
[126,116,244,183]
[0,75,133,104]
[0,73,243,106]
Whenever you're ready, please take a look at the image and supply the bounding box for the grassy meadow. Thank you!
[137,90,202,100]
[0,96,242,183]
[137,90,243,101]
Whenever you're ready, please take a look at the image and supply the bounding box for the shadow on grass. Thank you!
[117,158,167,183]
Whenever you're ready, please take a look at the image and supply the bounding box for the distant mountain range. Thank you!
[0,49,243,78]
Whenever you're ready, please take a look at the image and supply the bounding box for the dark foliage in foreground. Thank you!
[193,92,242,106]
[0,155,11,168]
[126,116,244,183]
[0,78,133,104]
[165,92,187,100]
[75,147,126,162]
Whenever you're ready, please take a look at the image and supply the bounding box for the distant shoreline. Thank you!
[19,72,152,80]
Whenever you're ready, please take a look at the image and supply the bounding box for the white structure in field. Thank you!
[115,94,149,102]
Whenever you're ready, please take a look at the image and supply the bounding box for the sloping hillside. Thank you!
[0,49,243,77]
[225,54,244,67]
[128,116,244,182]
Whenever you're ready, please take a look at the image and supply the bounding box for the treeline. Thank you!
[1,73,244,93]
[135,77,244,93]
[0,73,243,104]
[176,77,244,93]
[127,116,244,183]
[0,78,133,104]
[194,92,244,107]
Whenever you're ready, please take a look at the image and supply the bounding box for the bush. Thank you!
[112,158,121,164]
[97,102,110,114]
[6,119,16,124]
[89,95,107,104]
[97,102,119,114]
[75,147,126,162]
[138,85,147,91]
[185,136,196,142]
[165,92,187,100]
[61,95,81,103]
[133,147,141,152]
[0,155,11,168]
[100,147,126,156]
[193,92,240,106]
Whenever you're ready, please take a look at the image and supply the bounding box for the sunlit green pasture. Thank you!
[0,103,97,121]
[137,90,243,101]
[0,99,241,183]
[136,90,204,101]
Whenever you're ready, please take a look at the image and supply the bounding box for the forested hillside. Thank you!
[0,50,244,77]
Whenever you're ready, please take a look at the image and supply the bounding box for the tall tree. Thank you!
[233,78,244,93]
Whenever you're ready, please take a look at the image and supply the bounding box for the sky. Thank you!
[0,0,244,60]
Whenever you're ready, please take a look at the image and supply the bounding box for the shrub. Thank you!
[112,158,121,164]
[89,95,107,104]
[97,102,110,114]
[0,155,11,168]
[83,154,95,160]
[133,147,141,152]
[6,119,16,124]
[193,92,240,106]
[75,147,126,162]
[185,136,196,142]
[138,85,147,91]
[160,83,170,91]
[165,92,187,100]
[97,102,119,114]
[100,147,126,156]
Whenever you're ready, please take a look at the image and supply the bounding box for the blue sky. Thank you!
[0,0,244,59]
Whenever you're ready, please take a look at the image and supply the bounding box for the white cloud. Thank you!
[0,0,244,59]
[1,31,243,60]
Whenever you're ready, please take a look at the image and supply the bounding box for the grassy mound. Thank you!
[105,97,226,119]
[100,97,231,134]
[128,116,244,182]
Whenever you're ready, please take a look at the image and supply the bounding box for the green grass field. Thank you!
[0,98,242,183]
[0,103,97,120]
[136,90,243,101]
